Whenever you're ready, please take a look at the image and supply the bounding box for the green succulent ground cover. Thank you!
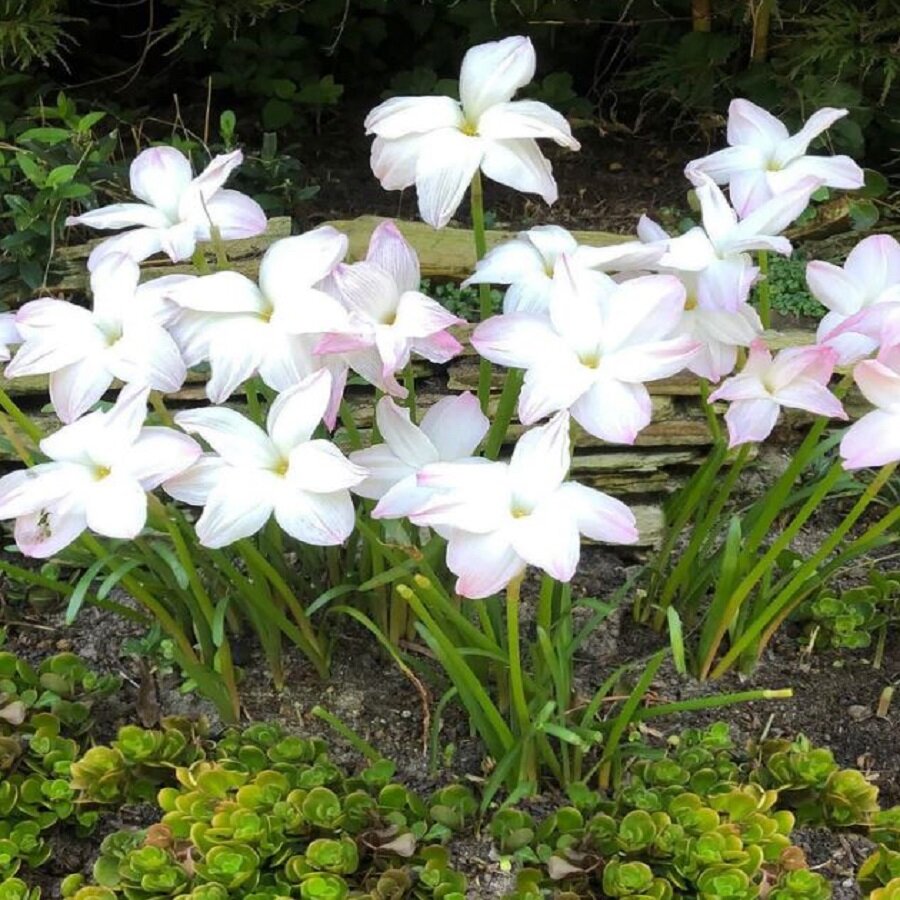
[1,645,899,900]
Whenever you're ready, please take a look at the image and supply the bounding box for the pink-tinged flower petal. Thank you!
[0,463,83,518]
[518,352,594,424]
[687,339,739,383]
[420,392,489,460]
[708,372,768,403]
[459,35,536,121]
[195,470,279,548]
[344,347,407,398]
[481,138,556,204]
[364,95,465,139]
[66,203,170,231]
[49,359,114,424]
[525,223,579,260]
[724,397,780,446]
[510,502,580,582]
[274,488,356,546]
[472,312,559,368]
[502,279,553,315]
[412,330,463,364]
[726,98,789,152]
[370,134,424,191]
[477,100,579,149]
[769,345,836,390]
[371,474,431,520]
[464,237,545,286]
[351,445,413,502]
[413,460,509,533]
[841,410,900,470]
[0,311,20,346]
[574,240,664,273]
[697,257,757,312]
[415,129,484,229]
[508,411,571,509]
[657,227,715,273]
[270,289,350,336]
[333,260,398,322]
[446,528,526,599]
[315,332,374,354]
[806,260,863,315]
[158,221,199,262]
[366,220,420,293]
[853,359,900,413]
[89,253,140,326]
[730,177,822,247]
[260,227,349,303]
[603,274,687,351]
[773,107,847,163]
[163,454,227,505]
[181,149,243,213]
[606,335,699,384]
[14,503,86,558]
[205,318,269,403]
[637,215,670,243]
[287,440,367,492]
[374,327,412,382]
[728,168,772,217]
[774,379,846,419]
[9,300,100,375]
[686,146,764,191]
[570,378,651,445]
[690,173,738,245]
[817,325,878,367]
[124,427,201,489]
[175,407,279,469]
[83,474,147,539]
[266,370,332,454]
[555,482,639,544]
[86,228,166,271]
[129,147,192,220]
[770,155,863,193]
[375,397,438,467]
[394,291,462,338]
[843,234,900,298]
[107,323,187,394]
[202,190,267,240]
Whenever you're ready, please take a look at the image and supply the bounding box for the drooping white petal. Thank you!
[274,488,356,546]
[686,146,764,186]
[691,174,738,246]
[66,203,170,231]
[201,190,267,240]
[728,168,774,217]
[195,470,279,548]
[129,147,192,221]
[464,237,546,286]
[446,528,525,599]
[364,95,465,139]
[554,482,639,544]
[472,312,560,369]
[89,253,140,327]
[175,407,279,469]
[205,318,269,403]
[48,358,114,424]
[14,502,87,558]
[723,397,781,447]
[83,474,147,539]
[480,138,556,204]
[370,135,424,191]
[107,323,187,394]
[376,397,438,467]
[841,410,900,470]
[287,440,367,492]
[266,370,332,455]
[414,130,484,229]
[477,100,579,148]
[86,228,166,272]
[167,271,266,315]
[459,35,536,122]
[122,427,202,489]
[162,454,227,505]
[729,177,821,248]
[419,392,488,460]
[570,378,652,445]
[0,463,85,518]
[510,501,580,582]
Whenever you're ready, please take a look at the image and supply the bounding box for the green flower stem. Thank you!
[483,369,524,460]
[0,386,42,444]
[757,249,771,329]
[470,170,494,411]
[235,538,328,677]
[149,391,175,427]
[506,573,531,739]
[0,411,33,466]
[698,458,845,679]
[209,224,229,270]
[633,687,792,722]
[698,378,723,444]
[711,461,900,678]
[339,400,363,451]
[191,247,211,275]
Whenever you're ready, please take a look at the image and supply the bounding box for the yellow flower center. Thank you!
[579,352,601,369]
[685,294,698,311]
[274,458,289,476]
[94,466,111,480]
[460,121,478,137]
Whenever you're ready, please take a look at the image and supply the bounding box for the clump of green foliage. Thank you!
[0,0,76,68]
[797,570,900,657]
[64,722,469,900]
[0,642,120,879]
[420,278,502,322]
[752,255,825,321]
[495,722,891,899]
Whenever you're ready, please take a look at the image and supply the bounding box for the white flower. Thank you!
[7,254,188,423]
[66,147,267,270]
[166,371,367,549]
[412,411,638,598]
[809,234,900,364]
[317,221,463,396]
[473,258,699,444]
[365,36,580,228]
[0,385,200,557]
[350,393,488,519]
[688,99,864,216]
[165,226,350,418]
[463,224,662,315]
[0,313,21,362]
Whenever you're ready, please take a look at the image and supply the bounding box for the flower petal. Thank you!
[274,489,356,545]
[364,95,465,139]
[350,446,415,501]
[167,271,265,314]
[195,470,278,548]
[261,227,349,301]
[853,359,900,412]
[66,203,170,231]
[107,323,187,394]
[0,463,84,518]
[205,318,269,403]
[266,369,332,455]
[178,149,244,222]
[376,396,438,467]
[554,482,638,544]
[84,474,147,539]
[686,146,764,187]
[86,228,166,271]
[728,177,823,250]
[447,528,525,599]
[690,172,738,245]
[122,427,201,489]
[420,392,489,460]
[574,240,664,273]
[508,411,571,509]
[14,503,86,558]
[841,410,900,470]
[723,397,780,447]
[415,130,484,229]
[370,135,424,190]
[472,312,559,368]
[460,35,535,120]
[464,236,545,286]
[773,379,846,419]
[203,189,268,240]
[806,260,863,315]
[518,351,594,424]
[774,107,847,164]
[163,454,227,505]
[477,99,579,149]
[393,291,462,338]
[129,147,192,220]
[510,501,580,582]
[287,440,367,492]
[366,220,420,293]
[728,168,773,217]
[49,359,113,424]
[175,406,279,468]
[843,234,900,299]
[570,378,651,445]
[726,98,789,152]
[481,138,556,204]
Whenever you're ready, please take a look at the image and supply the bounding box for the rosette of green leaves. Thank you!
[872,808,900,851]
[870,878,900,900]
[768,869,832,899]
[0,879,40,900]
[695,865,757,899]
[859,848,900,895]
[490,809,536,856]
[602,860,672,899]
